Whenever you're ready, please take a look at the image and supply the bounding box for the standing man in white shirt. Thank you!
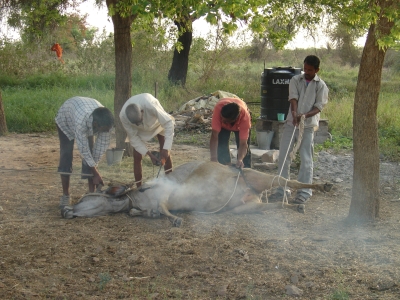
[120,93,174,188]
[269,55,329,204]
[55,96,114,208]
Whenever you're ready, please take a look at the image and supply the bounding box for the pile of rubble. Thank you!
[172,107,213,133]
[172,90,241,133]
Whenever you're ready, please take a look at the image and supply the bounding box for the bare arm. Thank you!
[90,166,103,185]
[290,98,298,126]
[236,139,248,168]
[210,130,219,162]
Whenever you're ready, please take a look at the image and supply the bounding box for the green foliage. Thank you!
[327,0,400,50]
[5,0,84,43]
[383,49,400,73]
[322,94,354,138]
[0,33,115,79]
[327,20,363,66]
[315,133,353,153]
[1,33,400,160]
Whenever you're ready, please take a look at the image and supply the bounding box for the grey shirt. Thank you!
[286,73,329,129]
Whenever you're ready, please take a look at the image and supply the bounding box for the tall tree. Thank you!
[0,91,8,136]
[167,15,193,85]
[345,0,398,223]
[105,0,135,150]
[327,21,363,66]
[4,0,75,41]
[104,0,159,149]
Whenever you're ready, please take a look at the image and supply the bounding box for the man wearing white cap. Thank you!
[120,93,174,187]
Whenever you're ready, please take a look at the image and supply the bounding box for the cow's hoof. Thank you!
[297,204,305,214]
[129,208,142,217]
[173,217,183,227]
[324,183,333,192]
[61,206,74,219]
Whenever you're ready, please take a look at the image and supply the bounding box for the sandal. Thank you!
[292,195,309,204]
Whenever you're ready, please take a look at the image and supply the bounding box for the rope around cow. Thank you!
[269,115,306,206]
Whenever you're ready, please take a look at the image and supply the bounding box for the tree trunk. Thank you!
[106,0,134,150]
[348,3,394,223]
[0,91,8,135]
[168,19,193,86]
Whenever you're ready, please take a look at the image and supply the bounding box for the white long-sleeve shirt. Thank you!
[119,93,174,156]
[55,96,111,167]
[286,73,329,129]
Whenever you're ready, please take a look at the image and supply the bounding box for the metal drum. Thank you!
[260,67,301,120]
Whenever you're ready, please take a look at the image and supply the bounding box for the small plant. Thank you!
[329,288,350,300]
[328,269,350,300]
[98,273,112,290]
[316,133,353,153]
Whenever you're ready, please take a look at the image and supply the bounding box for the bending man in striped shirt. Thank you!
[55,96,114,208]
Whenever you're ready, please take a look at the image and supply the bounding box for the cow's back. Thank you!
[165,161,248,212]
[165,160,204,184]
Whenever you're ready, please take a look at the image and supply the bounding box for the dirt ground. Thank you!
[1,132,400,299]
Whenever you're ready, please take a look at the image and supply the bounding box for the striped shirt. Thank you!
[55,96,111,167]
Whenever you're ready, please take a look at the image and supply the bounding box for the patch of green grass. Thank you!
[98,273,112,290]
[326,269,350,300]
[315,132,353,153]
[379,126,400,161]
[321,95,354,138]
[329,288,350,300]
[3,85,114,133]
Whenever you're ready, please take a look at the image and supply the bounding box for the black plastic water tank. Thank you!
[260,67,301,120]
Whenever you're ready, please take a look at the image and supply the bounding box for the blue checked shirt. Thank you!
[55,96,111,167]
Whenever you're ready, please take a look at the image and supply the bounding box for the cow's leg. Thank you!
[242,169,332,193]
[158,202,183,227]
[230,202,305,214]
[129,208,160,218]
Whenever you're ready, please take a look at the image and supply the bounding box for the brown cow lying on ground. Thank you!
[61,161,333,227]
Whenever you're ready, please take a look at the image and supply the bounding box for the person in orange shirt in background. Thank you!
[51,43,65,64]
